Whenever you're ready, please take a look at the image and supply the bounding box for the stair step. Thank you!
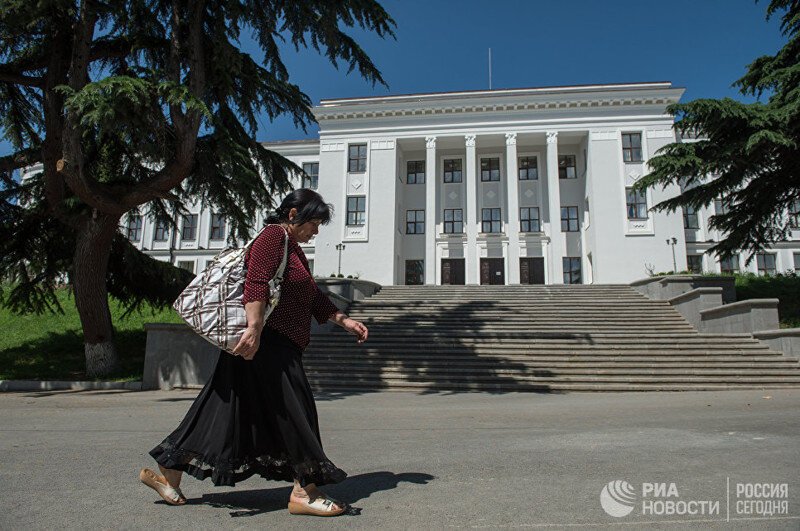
[308,380,800,392]
[304,371,800,383]
[313,336,768,346]
[304,361,799,372]
[306,283,800,391]
[303,354,794,363]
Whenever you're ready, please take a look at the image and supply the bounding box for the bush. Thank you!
[735,272,800,328]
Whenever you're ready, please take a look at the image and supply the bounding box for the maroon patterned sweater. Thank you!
[242,225,340,349]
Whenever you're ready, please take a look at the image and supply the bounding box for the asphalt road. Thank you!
[1,388,799,529]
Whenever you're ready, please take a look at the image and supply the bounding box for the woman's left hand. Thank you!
[343,318,369,344]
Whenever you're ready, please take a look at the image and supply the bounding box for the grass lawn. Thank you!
[0,289,183,381]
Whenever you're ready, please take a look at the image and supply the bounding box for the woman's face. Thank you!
[286,209,322,243]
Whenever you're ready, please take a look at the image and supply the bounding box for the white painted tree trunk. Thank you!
[74,213,120,378]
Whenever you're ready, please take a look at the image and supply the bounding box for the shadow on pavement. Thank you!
[21,389,137,398]
[163,471,435,517]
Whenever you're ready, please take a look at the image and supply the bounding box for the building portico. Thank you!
[391,128,591,286]
[131,81,765,287]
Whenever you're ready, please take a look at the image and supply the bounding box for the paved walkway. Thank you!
[1,388,799,529]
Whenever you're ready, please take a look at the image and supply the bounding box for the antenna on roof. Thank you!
[488,48,492,90]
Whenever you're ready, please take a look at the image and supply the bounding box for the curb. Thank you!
[0,380,143,392]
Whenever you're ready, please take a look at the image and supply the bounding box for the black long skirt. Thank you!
[149,327,347,487]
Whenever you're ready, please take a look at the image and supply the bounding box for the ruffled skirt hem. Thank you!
[150,440,347,488]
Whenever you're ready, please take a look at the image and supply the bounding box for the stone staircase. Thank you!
[304,285,800,392]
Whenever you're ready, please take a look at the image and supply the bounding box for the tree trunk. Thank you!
[73,212,120,378]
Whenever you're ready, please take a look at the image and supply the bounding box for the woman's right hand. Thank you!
[232,326,261,360]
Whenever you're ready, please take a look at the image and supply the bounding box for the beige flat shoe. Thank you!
[288,495,346,517]
[139,468,186,506]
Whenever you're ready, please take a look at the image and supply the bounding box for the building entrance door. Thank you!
[480,258,505,285]
[520,257,545,284]
[441,259,465,285]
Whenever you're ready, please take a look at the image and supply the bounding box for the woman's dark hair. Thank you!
[265,188,334,226]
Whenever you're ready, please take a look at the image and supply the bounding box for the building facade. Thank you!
[118,81,800,285]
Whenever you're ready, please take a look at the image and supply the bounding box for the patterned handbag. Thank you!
[172,225,289,353]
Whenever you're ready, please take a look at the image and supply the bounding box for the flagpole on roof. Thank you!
[488,48,492,90]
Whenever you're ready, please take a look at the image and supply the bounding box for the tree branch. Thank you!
[0,71,44,87]
[59,1,119,214]
[0,148,41,173]
[115,0,208,210]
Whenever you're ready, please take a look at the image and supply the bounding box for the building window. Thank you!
[757,253,776,276]
[443,159,462,183]
[561,206,579,232]
[406,210,425,234]
[405,260,424,285]
[558,155,577,179]
[153,220,169,242]
[687,255,703,274]
[794,253,800,272]
[622,132,643,163]
[520,207,540,232]
[480,157,500,182]
[302,162,319,189]
[407,160,425,184]
[444,209,463,234]
[181,214,198,240]
[481,208,501,233]
[177,260,195,274]
[683,205,699,229]
[518,156,538,180]
[210,213,226,241]
[348,144,367,173]
[720,255,740,275]
[626,188,648,220]
[126,215,143,242]
[714,196,731,216]
[346,196,366,226]
[789,200,800,229]
[563,257,581,284]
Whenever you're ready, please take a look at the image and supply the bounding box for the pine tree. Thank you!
[0,0,395,377]
[634,0,800,263]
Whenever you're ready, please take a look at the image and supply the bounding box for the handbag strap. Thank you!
[273,225,289,284]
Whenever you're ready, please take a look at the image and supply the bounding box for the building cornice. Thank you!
[261,139,320,156]
[314,82,684,123]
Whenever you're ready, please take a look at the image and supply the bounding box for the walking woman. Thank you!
[140,189,369,517]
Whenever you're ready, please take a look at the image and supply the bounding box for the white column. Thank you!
[425,136,437,284]
[505,133,520,284]
[465,134,478,284]
[546,131,564,284]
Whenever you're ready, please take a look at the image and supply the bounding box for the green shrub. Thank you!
[735,272,800,328]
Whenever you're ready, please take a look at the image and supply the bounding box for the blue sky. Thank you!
[258,0,785,140]
[0,0,787,157]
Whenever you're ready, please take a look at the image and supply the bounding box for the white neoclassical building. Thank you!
[119,81,800,285]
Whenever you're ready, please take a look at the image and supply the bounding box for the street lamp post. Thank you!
[666,237,678,272]
[335,243,346,275]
